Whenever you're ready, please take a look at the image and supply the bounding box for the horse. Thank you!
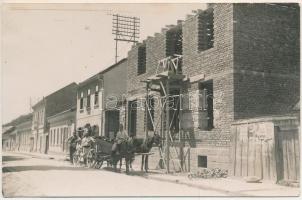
[136,133,161,172]
[120,133,161,172]
[111,140,134,174]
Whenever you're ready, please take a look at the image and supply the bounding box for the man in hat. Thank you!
[67,131,79,164]
[112,124,128,155]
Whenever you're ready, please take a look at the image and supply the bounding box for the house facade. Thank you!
[31,82,78,154]
[32,100,47,153]
[102,58,128,138]
[2,126,16,151]
[15,118,33,152]
[126,3,300,175]
[76,58,127,137]
[47,108,76,155]
[76,73,103,135]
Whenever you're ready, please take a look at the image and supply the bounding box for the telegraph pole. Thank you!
[112,14,140,63]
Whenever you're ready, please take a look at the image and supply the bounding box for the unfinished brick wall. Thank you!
[182,4,234,171]
[126,3,299,172]
[233,3,300,119]
[126,25,182,139]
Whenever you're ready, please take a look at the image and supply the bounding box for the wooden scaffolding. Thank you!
[143,54,189,173]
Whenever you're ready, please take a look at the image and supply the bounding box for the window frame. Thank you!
[137,44,147,75]
[197,8,214,52]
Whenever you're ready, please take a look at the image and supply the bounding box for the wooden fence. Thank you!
[231,116,300,182]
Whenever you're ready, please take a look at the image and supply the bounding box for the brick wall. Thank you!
[126,3,299,172]
[181,4,235,171]
[233,3,300,119]
[126,27,170,138]
[183,4,234,78]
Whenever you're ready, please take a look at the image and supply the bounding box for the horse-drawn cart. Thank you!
[86,138,113,169]
[72,137,113,168]
[72,134,161,174]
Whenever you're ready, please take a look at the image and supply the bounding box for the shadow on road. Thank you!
[127,170,163,177]
[2,156,27,162]
[101,166,164,177]
[2,165,96,173]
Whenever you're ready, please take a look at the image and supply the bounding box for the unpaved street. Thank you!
[2,152,225,197]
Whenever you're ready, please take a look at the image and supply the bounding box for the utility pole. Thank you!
[112,14,140,63]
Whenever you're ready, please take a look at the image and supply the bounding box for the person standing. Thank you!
[67,131,78,164]
[81,128,95,165]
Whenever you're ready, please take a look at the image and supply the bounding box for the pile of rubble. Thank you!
[188,168,228,179]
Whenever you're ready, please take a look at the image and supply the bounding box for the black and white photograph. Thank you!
[1,1,300,197]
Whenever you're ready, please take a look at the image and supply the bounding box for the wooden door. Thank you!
[275,127,300,182]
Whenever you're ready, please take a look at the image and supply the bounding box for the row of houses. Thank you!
[3,58,127,155]
[3,4,300,183]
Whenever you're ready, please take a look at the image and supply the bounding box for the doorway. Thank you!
[45,135,49,154]
[128,100,137,136]
[105,110,120,138]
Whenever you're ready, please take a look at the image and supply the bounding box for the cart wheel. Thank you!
[94,162,99,169]
[86,150,95,168]
[98,160,104,169]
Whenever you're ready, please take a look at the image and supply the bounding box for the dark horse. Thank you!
[124,133,161,172]
[111,140,135,174]
[92,137,133,174]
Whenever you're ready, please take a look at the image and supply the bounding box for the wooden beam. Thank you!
[165,79,170,173]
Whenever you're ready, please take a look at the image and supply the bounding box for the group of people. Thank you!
[67,123,131,164]
[67,125,95,163]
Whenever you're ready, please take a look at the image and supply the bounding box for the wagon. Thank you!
[85,137,114,169]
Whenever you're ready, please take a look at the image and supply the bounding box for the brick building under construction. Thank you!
[2,3,299,184]
[124,3,300,182]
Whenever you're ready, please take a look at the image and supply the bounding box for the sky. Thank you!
[1,3,207,124]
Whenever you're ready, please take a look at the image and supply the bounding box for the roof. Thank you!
[101,58,127,74]
[45,83,78,117]
[32,82,78,109]
[78,58,127,87]
[3,113,33,127]
[2,126,15,135]
[47,107,76,121]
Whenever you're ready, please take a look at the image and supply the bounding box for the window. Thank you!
[166,26,182,56]
[65,127,68,140]
[199,80,214,130]
[198,8,214,51]
[80,92,84,110]
[57,128,59,145]
[40,110,44,124]
[50,130,52,145]
[51,130,54,145]
[52,129,56,145]
[87,89,91,108]
[94,90,99,106]
[60,128,63,145]
[137,45,146,75]
[198,155,207,168]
